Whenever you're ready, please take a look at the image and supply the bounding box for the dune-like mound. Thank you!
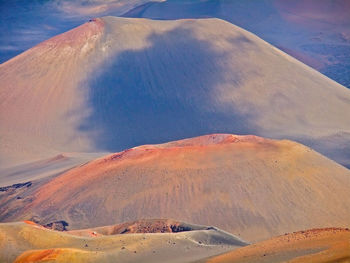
[0,220,247,263]
[68,219,218,236]
[1,134,350,242]
[1,16,350,172]
[0,153,105,187]
[206,228,350,263]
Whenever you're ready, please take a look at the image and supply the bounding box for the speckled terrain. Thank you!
[205,228,350,263]
[1,134,349,243]
[0,219,247,263]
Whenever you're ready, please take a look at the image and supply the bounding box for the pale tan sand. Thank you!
[205,228,350,263]
[0,220,247,263]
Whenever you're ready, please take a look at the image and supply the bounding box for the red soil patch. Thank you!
[15,249,62,263]
[38,18,104,49]
[23,220,37,226]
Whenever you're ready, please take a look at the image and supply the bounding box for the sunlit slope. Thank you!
[1,16,350,169]
[0,220,247,263]
[125,0,350,89]
[0,18,105,168]
[205,228,350,263]
[2,134,350,242]
[0,0,166,63]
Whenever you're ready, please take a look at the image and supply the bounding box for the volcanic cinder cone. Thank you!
[1,134,350,242]
[1,16,350,172]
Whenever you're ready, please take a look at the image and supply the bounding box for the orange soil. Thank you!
[4,134,350,243]
[207,228,350,263]
[23,220,37,226]
[15,249,62,263]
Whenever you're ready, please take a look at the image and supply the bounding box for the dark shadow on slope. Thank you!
[121,1,161,18]
[121,0,350,89]
[121,0,282,36]
[80,25,258,152]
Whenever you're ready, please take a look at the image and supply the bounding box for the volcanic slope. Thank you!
[1,16,350,172]
[0,0,165,63]
[205,228,350,263]
[125,0,350,88]
[1,134,350,243]
[0,219,248,263]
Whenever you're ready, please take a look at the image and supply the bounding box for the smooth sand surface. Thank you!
[0,220,247,263]
[1,16,350,174]
[124,0,350,89]
[1,134,350,243]
[205,228,350,263]
[0,152,107,187]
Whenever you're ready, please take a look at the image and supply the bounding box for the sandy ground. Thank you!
[0,152,107,187]
[124,0,350,89]
[0,0,166,63]
[0,220,247,263]
[1,134,350,243]
[1,16,350,173]
[2,1,350,90]
[204,228,350,263]
[2,221,349,263]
